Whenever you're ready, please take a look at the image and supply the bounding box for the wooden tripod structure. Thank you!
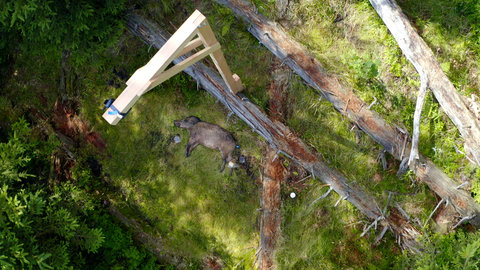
[103,10,243,125]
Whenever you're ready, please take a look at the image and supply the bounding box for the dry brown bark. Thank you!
[257,149,283,270]
[369,0,480,167]
[214,0,480,227]
[256,60,290,269]
[126,13,421,250]
[269,58,292,122]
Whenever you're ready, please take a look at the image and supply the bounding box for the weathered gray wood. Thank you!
[369,0,480,166]
[409,77,428,168]
[215,0,480,227]
[127,13,421,250]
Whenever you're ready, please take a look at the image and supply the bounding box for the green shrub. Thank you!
[0,119,163,269]
[396,231,480,269]
[0,0,127,66]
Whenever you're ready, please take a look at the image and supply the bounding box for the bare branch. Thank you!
[361,216,385,237]
[409,76,428,168]
[452,215,476,230]
[423,198,445,228]
[309,187,333,207]
[374,226,389,245]
[396,203,411,221]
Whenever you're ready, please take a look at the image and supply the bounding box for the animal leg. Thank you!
[220,151,232,172]
[220,159,226,172]
[185,140,199,157]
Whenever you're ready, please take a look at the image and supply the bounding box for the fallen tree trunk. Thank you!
[255,60,290,270]
[215,0,480,227]
[256,149,283,270]
[369,0,480,167]
[126,13,421,250]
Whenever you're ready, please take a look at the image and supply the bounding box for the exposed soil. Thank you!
[53,99,106,151]
[51,98,106,182]
[269,58,292,123]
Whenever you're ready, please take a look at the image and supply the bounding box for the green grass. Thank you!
[276,183,399,269]
[78,0,429,267]
[77,4,272,266]
[84,72,264,267]
[5,0,480,268]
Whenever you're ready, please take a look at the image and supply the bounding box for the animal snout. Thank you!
[174,120,180,127]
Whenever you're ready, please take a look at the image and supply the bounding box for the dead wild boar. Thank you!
[174,116,237,172]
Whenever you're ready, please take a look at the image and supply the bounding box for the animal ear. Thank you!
[189,116,200,124]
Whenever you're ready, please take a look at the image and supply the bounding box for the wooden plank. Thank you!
[147,11,205,80]
[197,20,243,94]
[179,37,203,56]
[102,83,143,125]
[127,13,423,251]
[103,10,207,124]
[214,0,480,227]
[126,65,145,86]
[144,42,221,94]
[104,10,244,125]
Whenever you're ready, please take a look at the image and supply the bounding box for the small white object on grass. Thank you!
[228,161,236,168]
[173,134,181,144]
[290,192,296,199]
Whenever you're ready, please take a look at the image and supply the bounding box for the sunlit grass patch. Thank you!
[77,0,480,267]
[78,11,269,265]
[276,183,398,269]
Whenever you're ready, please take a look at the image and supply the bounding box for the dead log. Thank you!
[369,0,480,167]
[257,149,283,270]
[214,0,480,227]
[127,13,421,250]
[256,61,290,269]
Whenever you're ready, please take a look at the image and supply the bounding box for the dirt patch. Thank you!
[283,159,309,192]
[51,98,106,181]
[54,99,106,151]
[203,256,223,270]
[269,58,292,122]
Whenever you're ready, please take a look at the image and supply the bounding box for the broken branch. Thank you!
[408,76,428,168]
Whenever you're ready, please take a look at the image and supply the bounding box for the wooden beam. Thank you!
[197,19,243,94]
[103,11,206,124]
[179,37,203,56]
[104,10,244,125]
[144,42,221,94]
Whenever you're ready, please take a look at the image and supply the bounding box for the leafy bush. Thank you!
[0,119,163,269]
[396,231,480,269]
[0,0,127,66]
[84,213,160,270]
[0,120,104,269]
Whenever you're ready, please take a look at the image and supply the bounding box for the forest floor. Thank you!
[3,0,480,269]
[79,1,446,267]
